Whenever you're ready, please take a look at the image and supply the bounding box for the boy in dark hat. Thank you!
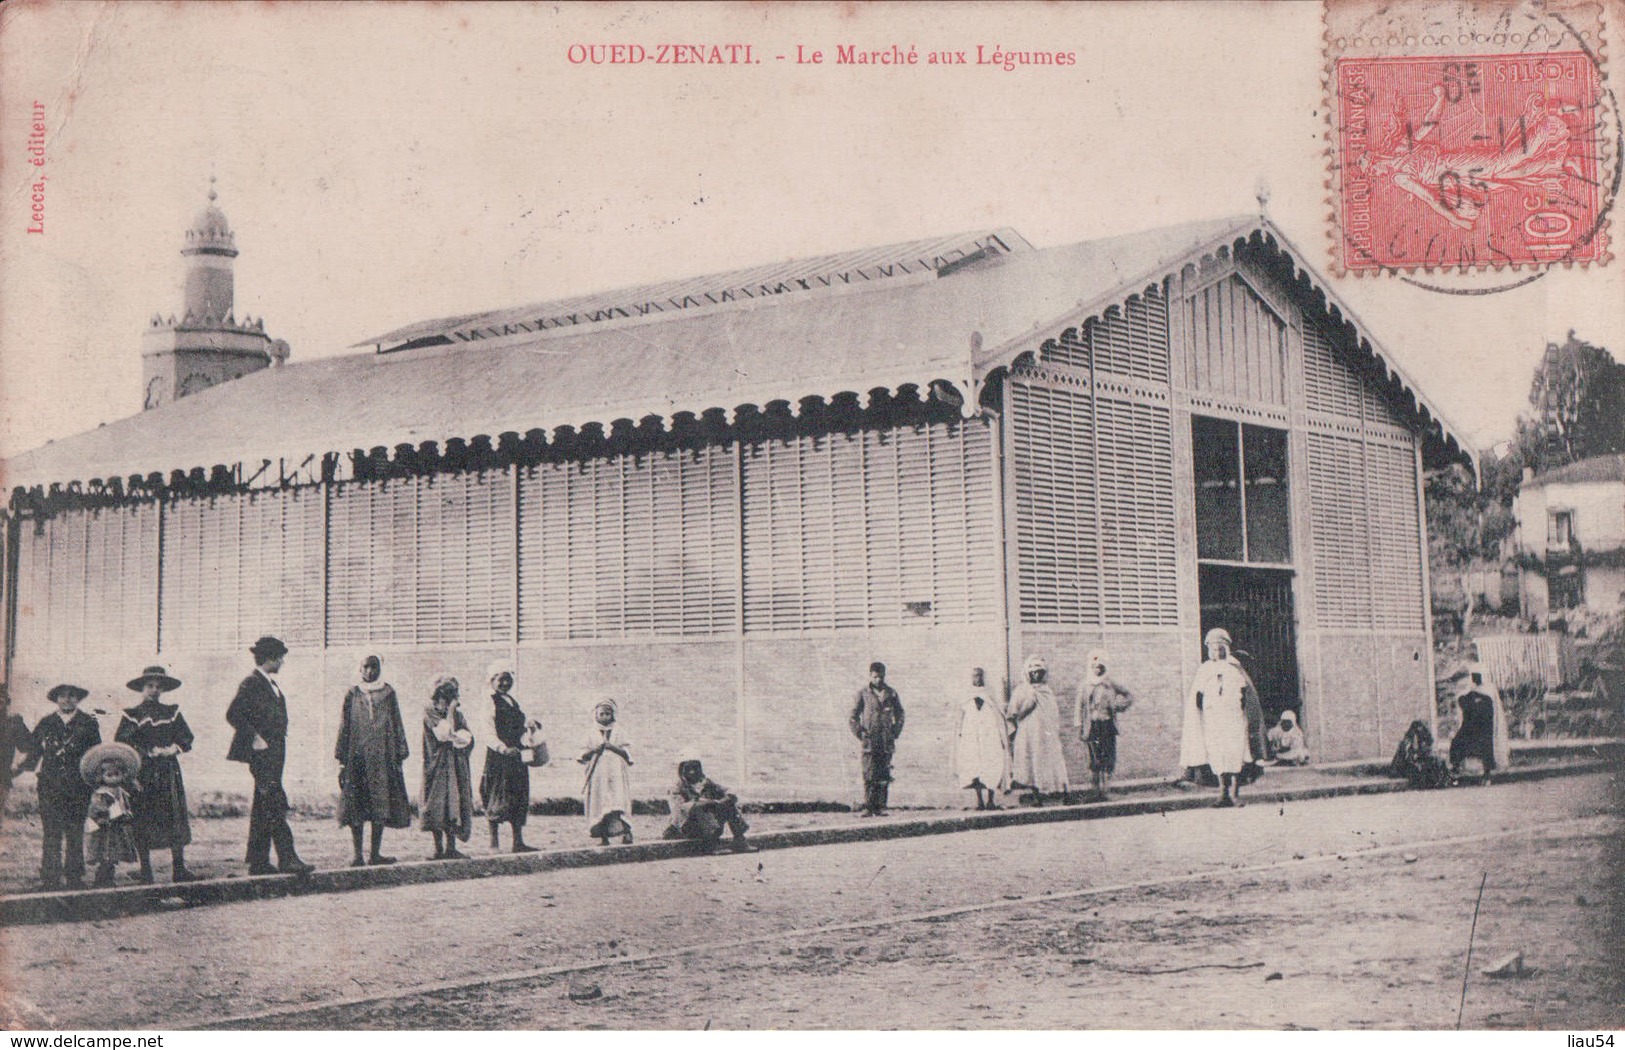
[226,636,313,876]
[116,665,199,883]
[31,684,101,889]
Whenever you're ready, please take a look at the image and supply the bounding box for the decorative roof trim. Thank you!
[972,217,1476,474]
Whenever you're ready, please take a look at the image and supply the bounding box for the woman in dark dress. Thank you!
[115,665,200,883]
[336,654,413,866]
[1449,662,1505,780]
[478,659,540,853]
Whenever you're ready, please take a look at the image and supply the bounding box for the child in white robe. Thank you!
[580,698,633,845]
[954,668,1009,810]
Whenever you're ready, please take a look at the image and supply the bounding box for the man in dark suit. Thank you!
[227,636,313,875]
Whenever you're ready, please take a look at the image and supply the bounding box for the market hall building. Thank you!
[0,204,1474,804]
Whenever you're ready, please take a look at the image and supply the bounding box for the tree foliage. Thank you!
[1524,331,1625,469]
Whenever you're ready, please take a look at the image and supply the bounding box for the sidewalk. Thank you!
[3,743,1615,927]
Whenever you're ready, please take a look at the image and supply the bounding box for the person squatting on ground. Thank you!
[1074,650,1133,800]
[954,667,1008,810]
[478,660,541,854]
[1448,661,1509,783]
[226,636,313,876]
[1182,628,1255,807]
[1267,710,1310,766]
[421,675,476,860]
[1390,719,1451,789]
[581,698,634,844]
[335,654,413,867]
[849,661,905,817]
[663,759,758,853]
[115,665,199,883]
[31,684,101,889]
[1008,655,1069,806]
[82,741,141,887]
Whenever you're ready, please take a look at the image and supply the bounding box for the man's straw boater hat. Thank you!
[80,741,141,786]
[126,665,182,693]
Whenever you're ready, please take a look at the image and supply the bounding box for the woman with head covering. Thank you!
[115,665,199,883]
[1007,655,1070,805]
[478,658,542,853]
[1449,662,1510,782]
[1186,628,1252,807]
[954,668,1009,810]
[1073,650,1134,800]
[335,653,412,867]
[421,675,475,859]
[580,698,634,845]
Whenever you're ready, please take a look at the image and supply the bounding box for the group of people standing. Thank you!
[3,634,719,891]
[905,629,1311,813]
[5,668,200,889]
[855,651,1137,817]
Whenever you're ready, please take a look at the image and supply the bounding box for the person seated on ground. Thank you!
[663,759,758,853]
[1448,662,1509,784]
[1389,720,1450,789]
[1266,710,1310,766]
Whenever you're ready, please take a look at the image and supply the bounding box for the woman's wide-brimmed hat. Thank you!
[47,684,89,704]
[80,741,141,786]
[126,665,182,693]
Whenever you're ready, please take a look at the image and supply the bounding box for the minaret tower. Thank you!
[182,177,238,323]
[141,178,290,410]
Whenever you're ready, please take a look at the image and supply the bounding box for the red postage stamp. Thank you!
[1325,0,1616,275]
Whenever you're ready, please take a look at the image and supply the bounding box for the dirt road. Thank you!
[4,773,1618,1030]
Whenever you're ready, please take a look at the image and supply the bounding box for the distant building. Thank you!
[1,214,1473,802]
[1513,453,1625,619]
[141,180,288,410]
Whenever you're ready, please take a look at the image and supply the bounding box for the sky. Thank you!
[1,1,1621,462]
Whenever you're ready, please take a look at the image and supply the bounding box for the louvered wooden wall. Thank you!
[1301,324,1424,634]
[519,447,738,640]
[5,415,1006,800]
[13,504,158,659]
[742,420,998,632]
[1001,256,1434,771]
[1015,291,1180,629]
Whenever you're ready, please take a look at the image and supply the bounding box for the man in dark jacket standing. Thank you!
[227,636,313,875]
[849,661,905,817]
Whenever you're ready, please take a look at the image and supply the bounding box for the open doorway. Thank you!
[1199,564,1301,726]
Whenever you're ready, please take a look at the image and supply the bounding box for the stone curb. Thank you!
[2,756,1613,928]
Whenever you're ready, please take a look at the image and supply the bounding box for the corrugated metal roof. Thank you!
[2,215,1472,492]
[363,228,1033,350]
[1527,453,1625,487]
